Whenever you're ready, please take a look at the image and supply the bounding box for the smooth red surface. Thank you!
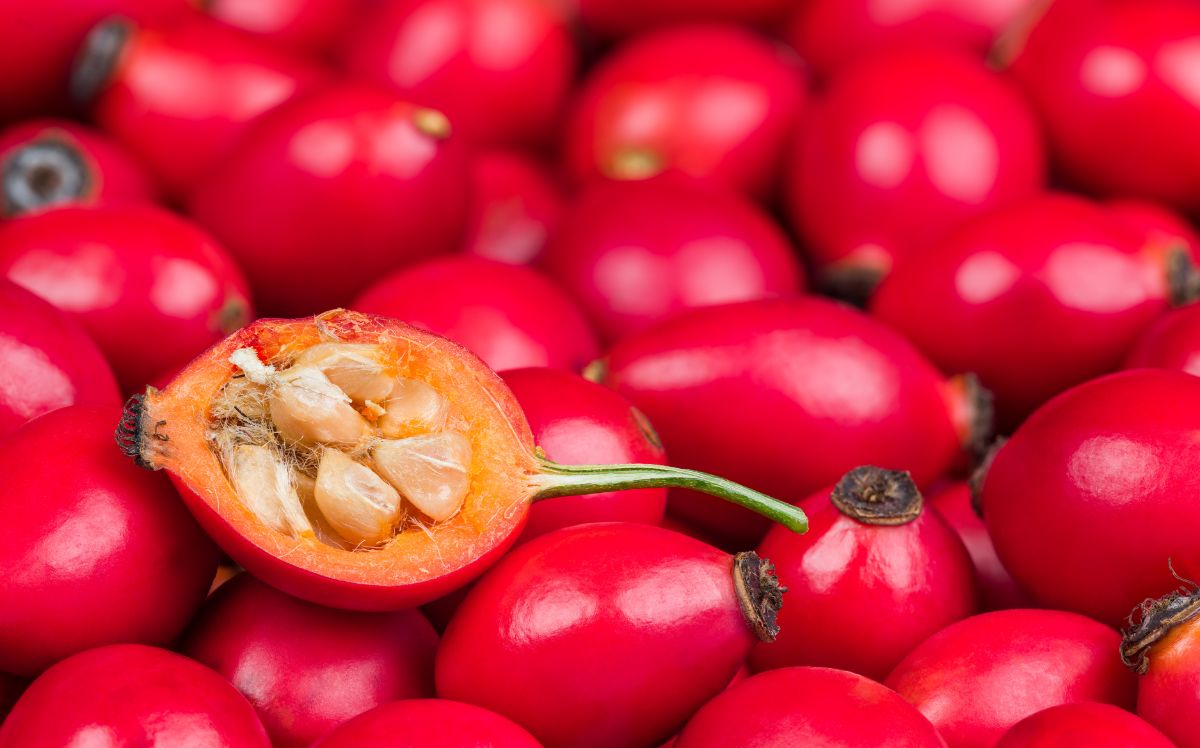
[0,119,157,217]
[190,85,469,316]
[1127,303,1200,375]
[788,0,1037,79]
[750,483,977,679]
[1011,0,1200,211]
[543,179,805,342]
[789,47,1044,282]
[203,0,363,56]
[601,298,967,546]
[437,523,755,748]
[1108,198,1200,258]
[1136,610,1200,748]
[0,645,269,747]
[314,699,542,748]
[675,667,946,748]
[871,193,1176,426]
[502,367,667,541]
[87,17,326,196]
[982,370,1200,624]
[463,150,564,266]
[564,25,807,199]
[886,610,1137,748]
[996,703,1175,748]
[0,281,119,438]
[341,0,576,149]
[0,1,183,122]
[183,574,438,748]
[926,482,1032,611]
[577,0,791,37]
[0,204,254,392]
[0,407,218,676]
[353,257,598,372]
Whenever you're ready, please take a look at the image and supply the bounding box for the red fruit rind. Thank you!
[1121,575,1200,675]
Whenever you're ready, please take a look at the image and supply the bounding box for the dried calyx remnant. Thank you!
[211,341,472,550]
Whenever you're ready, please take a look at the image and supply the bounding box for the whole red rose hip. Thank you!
[1126,303,1200,376]
[436,522,783,748]
[190,85,469,316]
[542,178,805,342]
[886,609,1136,748]
[201,0,363,57]
[0,645,269,747]
[0,407,218,676]
[463,150,564,266]
[982,370,1200,624]
[751,467,977,680]
[0,203,253,391]
[564,25,807,199]
[314,700,542,748]
[183,574,439,748]
[340,0,577,149]
[788,47,1044,297]
[996,703,1175,748]
[0,119,156,218]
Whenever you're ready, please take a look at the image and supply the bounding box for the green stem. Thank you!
[531,458,808,534]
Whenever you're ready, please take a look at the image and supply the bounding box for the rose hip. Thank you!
[1127,304,1200,376]
[0,119,156,219]
[0,281,119,438]
[542,179,805,342]
[436,523,784,748]
[189,85,469,316]
[463,150,564,266]
[201,0,363,57]
[0,645,269,747]
[564,25,807,199]
[597,298,987,546]
[1120,582,1200,747]
[353,257,599,372]
[870,193,1189,427]
[996,703,1175,748]
[981,370,1200,624]
[1108,198,1200,259]
[313,700,542,748]
[577,0,792,37]
[74,16,327,196]
[340,0,577,149]
[0,407,218,676]
[886,609,1137,747]
[676,667,945,748]
[0,203,253,391]
[183,574,439,748]
[788,47,1044,297]
[751,467,977,679]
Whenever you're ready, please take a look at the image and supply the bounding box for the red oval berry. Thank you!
[1127,303,1200,376]
[996,703,1175,748]
[201,0,363,57]
[313,699,542,748]
[462,150,564,266]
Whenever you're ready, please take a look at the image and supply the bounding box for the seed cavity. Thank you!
[226,444,314,538]
[373,433,472,523]
[293,343,393,403]
[270,366,369,446]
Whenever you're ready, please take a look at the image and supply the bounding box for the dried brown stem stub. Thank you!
[830,466,922,526]
[959,372,995,464]
[969,436,1007,519]
[1121,568,1200,675]
[2,139,90,217]
[1167,246,1200,306]
[733,552,785,643]
[818,264,885,308]
[71,17,131,106]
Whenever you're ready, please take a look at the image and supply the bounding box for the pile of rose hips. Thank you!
[3,0,1200,745]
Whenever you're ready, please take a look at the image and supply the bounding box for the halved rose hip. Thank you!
[119,310,807,610]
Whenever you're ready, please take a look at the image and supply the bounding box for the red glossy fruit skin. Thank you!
[183,574,439,748]
[463,150,564,266]
[202,0,364,57]
[0,1,183,122]
[353,257,599,372]
[0,407,218,676]
[789,47,1044,283]
[926,482,1032,611]
[750,486,977,680]
[501,367,668,541]
[870,193,1176,427]
[0,119,157,217]
[0,281,120,438]
[1135,616,1200,748]
[1126,304,1200,375]
[313,699,542,748]
[996,703,1175,748]
[577,0,791,37]
[675,667,946,748]
[437,523,756,748]
[564,25,807,199]
[0,204,254,392]
[601,298,966,546]
[1010,0,1200,212]
[885,609,1137,748]
[87,17,327,197]
[542,179,805,342]
[982,370,1200,624]
[1108,198,1200,258]
[190,85,469,316]
[340,0,577,149]
[787,0,1037,79]
[0,644,269,747]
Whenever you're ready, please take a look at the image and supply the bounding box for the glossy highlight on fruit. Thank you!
[201,0,362,57]
[463,150,564,266]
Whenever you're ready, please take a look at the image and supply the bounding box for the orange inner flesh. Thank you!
[140,311,536,587]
